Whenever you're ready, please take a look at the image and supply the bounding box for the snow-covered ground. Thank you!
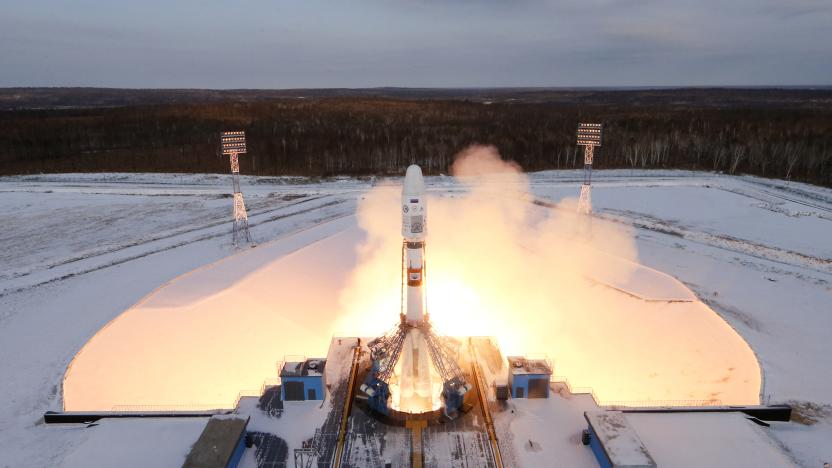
[0,170,830,467]
[56,418,208,468]
[60,205,758,412]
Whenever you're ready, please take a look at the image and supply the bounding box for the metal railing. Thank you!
[550,375,723,409]
[109,364,284,413]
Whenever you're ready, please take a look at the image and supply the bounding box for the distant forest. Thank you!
[1,87,831,186]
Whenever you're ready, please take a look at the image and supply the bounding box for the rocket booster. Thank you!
[402,165,426,325]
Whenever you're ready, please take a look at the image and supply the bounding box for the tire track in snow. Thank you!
[528,196,831,276]
[1,195,331,282]
[0,198,352,300]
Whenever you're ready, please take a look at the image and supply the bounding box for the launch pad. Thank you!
[325,335,505,467]
[355,320,480,424]
[46,332,792,468]
[359,312,474,421]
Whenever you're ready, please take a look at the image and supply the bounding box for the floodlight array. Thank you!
[576,123,603,147]
[221,131,247,154]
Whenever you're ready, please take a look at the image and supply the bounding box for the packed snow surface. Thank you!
[626,412,794,467]
[1,170,831,467]
[58,418,207,468]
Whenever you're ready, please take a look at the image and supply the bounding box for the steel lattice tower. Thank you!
[576,123,604,215]
[220,131,253,246]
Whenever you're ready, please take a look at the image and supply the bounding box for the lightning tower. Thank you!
[576,123,604,215]
[220,131,253,246]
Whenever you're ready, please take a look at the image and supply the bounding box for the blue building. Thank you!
[280,358,326,401]
[507,356,552,399]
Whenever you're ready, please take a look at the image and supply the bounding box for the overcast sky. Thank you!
[1,0,830,88]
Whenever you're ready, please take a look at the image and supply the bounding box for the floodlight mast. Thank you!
[575,123,603,215]
[220,131,253,246]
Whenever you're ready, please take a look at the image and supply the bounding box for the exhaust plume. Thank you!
[336,145,760,405]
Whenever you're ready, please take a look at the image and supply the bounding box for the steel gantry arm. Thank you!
[422,325,466,384]
[367,323,408,383]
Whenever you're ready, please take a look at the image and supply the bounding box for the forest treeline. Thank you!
[1,89,831,186]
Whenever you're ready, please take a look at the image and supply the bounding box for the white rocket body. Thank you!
[401,165,427,325]
[398,165,434,409]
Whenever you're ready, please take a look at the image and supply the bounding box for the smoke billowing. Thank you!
[336,145,760,405]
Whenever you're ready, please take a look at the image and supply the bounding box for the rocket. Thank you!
[360,164,469,415]
[402,164,427,325]
[398,165,433,405]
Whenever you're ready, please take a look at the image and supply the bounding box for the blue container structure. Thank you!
[228,426,247,468]
[280,358,326,401]
[507,356,552,399]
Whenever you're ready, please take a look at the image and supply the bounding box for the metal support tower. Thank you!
[361,316,470,418]
[576,123,603,215]
[221,131,253,246]
[359,241,471,418]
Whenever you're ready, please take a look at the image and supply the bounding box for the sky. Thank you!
[1,0,830,88]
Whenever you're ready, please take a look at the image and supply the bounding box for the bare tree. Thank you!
[784,142,803,181]
[729,145,746,174]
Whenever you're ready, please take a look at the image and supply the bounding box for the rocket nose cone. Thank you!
[404,165,425,195]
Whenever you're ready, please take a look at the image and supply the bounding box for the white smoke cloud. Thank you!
[336,144,760,405]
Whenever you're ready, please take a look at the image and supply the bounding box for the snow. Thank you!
[0,177,362,297]
[495,390,600,467]
[57,418,208,468]
[236,397,329,462]
[63,216,360,410]
[0,174,364,466]
[599,185,832,261]
[585,411,655,467]
[529,171,832,467]
[1,170,830,466]
[60,197,760,410]
[498,389,797,468]
[584,251,697,302]
[625,412,794,467]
